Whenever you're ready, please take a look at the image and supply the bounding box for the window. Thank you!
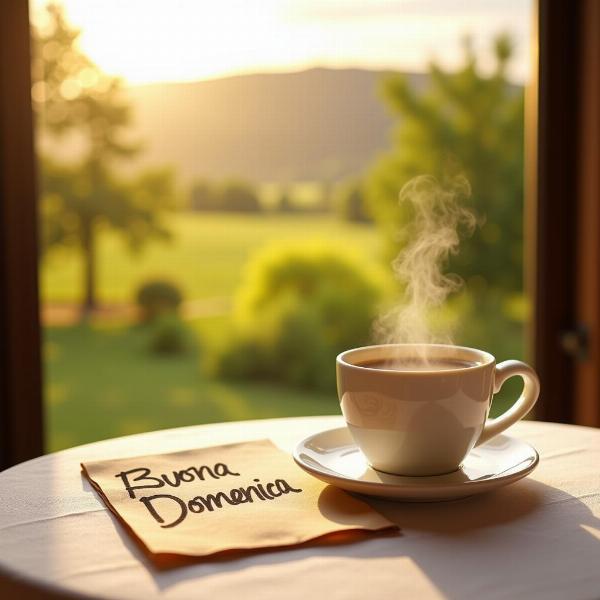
[2,1,598,467]
[32,0,533,451]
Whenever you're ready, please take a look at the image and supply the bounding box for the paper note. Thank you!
[82,439,397,567]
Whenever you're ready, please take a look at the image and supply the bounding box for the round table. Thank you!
[1,417,600,600]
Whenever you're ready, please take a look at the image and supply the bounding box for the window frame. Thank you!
[0,0,44,469]
[531,0,600,423]
[528,0,579,422]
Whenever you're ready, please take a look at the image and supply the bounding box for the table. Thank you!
[1,417,600,600]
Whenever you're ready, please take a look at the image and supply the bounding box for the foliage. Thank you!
[41,159,174,251]
[333,179,372,223]
[220,180,262,212]
[145,314,192,355]
[189,180,216,211]
[189,179,261,212]
[33,4,175,314]
[210,243,385,391]
[366,35,524,296]
[135,278,183,322]
[31,4,136,152]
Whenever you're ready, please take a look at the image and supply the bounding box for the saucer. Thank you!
[293,427,539,502]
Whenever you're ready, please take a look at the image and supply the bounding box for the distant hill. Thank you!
[123,68,428,183]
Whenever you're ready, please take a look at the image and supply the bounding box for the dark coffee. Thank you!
[356,357,478,372]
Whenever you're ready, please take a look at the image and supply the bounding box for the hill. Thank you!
[124,68,427,183]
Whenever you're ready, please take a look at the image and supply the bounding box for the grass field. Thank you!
[41,212,382,304]
[44,321,339,452]
[42,212,382,451]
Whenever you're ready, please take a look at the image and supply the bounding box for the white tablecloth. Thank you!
[1,417,600,599]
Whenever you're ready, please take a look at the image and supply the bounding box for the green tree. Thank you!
[218,180,262,213]
[333,179,372,223]
[190,180,217,211]
[277,188,295,213]
[32,3,175,315]
[366,35,524,296]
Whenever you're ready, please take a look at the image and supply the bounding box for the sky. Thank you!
[31,0,533,86]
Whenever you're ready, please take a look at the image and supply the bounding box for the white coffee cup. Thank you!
[336,343,540,476]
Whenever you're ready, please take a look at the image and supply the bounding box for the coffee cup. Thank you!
[336,343,540,476]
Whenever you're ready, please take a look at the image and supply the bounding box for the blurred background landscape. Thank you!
[31,0,533,451]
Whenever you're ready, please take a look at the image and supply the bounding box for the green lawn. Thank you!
[41,212,382,304]
[45,322,340,452]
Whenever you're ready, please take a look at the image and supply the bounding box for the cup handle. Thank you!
[475,360,540,446]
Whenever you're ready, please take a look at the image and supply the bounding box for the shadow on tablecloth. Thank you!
[101,477,600,598]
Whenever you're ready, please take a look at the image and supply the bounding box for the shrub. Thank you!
[135,279,183,322]
[146,314,191,355]
[210,243,385,391]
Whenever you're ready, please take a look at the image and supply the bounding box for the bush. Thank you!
[135,279,183,322]
[146,314,192,356]
[210,243,385,391]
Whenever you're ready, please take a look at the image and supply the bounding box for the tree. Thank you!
[190,180,217,211]
[218,180,261,212]
[277,189,295,213]
[189,179,261,212]
[32,4,175,315]
[366,35,524,296]
[333,179,372,223]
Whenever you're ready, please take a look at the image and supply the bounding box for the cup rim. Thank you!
[337,343,495,375]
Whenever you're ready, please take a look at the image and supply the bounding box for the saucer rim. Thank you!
[293,427,539,496]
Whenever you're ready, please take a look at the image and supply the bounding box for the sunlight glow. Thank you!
[31,0,532,85]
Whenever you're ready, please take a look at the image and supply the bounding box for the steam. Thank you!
[376,175,477,351]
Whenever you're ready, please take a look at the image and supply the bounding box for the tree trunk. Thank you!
[80,216,96,319]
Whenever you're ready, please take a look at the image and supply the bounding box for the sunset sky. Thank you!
[31,0,533,86]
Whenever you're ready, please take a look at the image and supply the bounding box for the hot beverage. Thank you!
[337,343,540,475]
[356,357,478,372]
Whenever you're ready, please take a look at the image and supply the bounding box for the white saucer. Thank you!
[293,427,539,502]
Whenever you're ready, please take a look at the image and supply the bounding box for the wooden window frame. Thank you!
[572,0,600,424]
[0,1,598,469]
[531,0,600,424]
[0,0,44,469]
[528,0,579,422]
